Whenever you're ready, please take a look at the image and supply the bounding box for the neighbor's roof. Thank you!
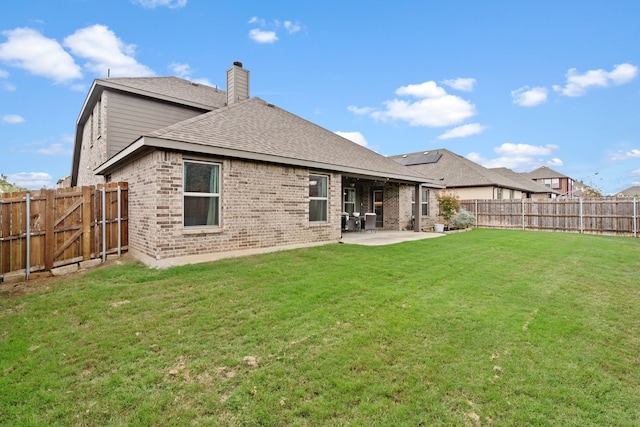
[523,166,570,180]
[490,167,562,195]
[618,185,640,197]
[390,148,541,192]
[96,97,440,185]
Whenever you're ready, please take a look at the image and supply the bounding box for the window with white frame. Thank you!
[183,161,221,227]
[344,187,355,216]
[412,187,429,216]
[309,174,328,222]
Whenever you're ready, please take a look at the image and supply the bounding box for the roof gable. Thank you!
[524,166,569,179]
[99,98,437,184]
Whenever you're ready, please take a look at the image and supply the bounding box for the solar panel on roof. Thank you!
[395,153,442,166]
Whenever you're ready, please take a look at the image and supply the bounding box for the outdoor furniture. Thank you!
[364,213,376,232]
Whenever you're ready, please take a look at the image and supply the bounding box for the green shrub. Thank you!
[452,208,475,228]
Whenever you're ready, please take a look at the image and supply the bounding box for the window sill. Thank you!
[183,226,223,235]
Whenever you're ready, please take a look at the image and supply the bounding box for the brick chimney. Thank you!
[226,61,249,105]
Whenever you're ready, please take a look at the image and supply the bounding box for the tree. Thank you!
[436,190,460,230]
[0,174,27,193]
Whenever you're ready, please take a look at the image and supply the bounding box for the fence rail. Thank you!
[1,183,128,279]
[460,198,639,237]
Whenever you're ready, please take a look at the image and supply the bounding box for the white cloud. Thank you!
[0,27,82,83]
[64,25,155,78]
[467,143,562,171]
[2,114,24,124]
[442,77,476,92]
[248,17,266,26]
[495,143,558,157]
[347,105,374,115]
[511,86,548,107]
[610,148,640,161]
[249,28,278,44]
[546,158,564,167]
[30,143,73,156]
[169,62,191,77]
[396,81,447,98]
[248,16,302,44]
[132,0,187,8]
[168,62,213,86]
[284,21,302,34]
[629,169,640,177]
[0,70,15,91]
[438,123,486,140]
[335,131,369,147]
[553,63,638,97]
[356,80,476,128]
[7,172,54,189]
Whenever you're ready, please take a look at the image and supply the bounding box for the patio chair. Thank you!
[364,213,376,232]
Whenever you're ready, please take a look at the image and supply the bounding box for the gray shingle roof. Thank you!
[101,97,436,184]
[490,167,561,194]
[390,148,537,191]
[523,166,569,179]
[95,77,227,110]
[618,186,640,197]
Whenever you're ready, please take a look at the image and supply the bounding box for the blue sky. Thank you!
[1,0,639,194]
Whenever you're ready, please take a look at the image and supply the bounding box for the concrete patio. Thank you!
[339,230,445,246]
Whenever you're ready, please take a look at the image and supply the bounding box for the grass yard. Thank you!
[1,229,639,426]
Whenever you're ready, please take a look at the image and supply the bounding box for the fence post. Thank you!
[82,186,92,260]
[101,187,107,263]
[44,190,55,271]
[579,198,584,234]
[117,185,122,257]
[634,198,637,238]
[25,193,30,280]
[522,198,525,230]
[1,198,9,275]
[474,200,478,227]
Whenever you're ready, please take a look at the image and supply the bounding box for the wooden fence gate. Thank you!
[0,183,128,279]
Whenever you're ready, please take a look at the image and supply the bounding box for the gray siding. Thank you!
[106,91,207,158]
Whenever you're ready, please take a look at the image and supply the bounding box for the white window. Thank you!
[412,187,429,216]
[551,178,560,189]
[344,187,355,216]
[183,161,221,227]
[309,174,328,222]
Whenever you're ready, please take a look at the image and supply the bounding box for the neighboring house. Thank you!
[71,62,442,267]
[523,166,575,197]
[490,168,560,198]
[390,148,557,201]
[617,186,640,197]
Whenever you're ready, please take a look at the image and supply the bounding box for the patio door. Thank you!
[373,189,383,227]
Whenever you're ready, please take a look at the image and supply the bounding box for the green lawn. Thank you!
[1,229,639,426]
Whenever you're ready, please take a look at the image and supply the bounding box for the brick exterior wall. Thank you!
[77,92,108,186]
[109,150,342,266]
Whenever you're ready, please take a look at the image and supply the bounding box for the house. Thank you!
[71,62,442,267]
[489,168,560,198]
[523,166,575,197]
[390,148,558,200]
[617,186,640,197]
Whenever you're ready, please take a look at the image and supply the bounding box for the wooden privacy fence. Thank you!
[0,183,128,279]
[460,198,639,238]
